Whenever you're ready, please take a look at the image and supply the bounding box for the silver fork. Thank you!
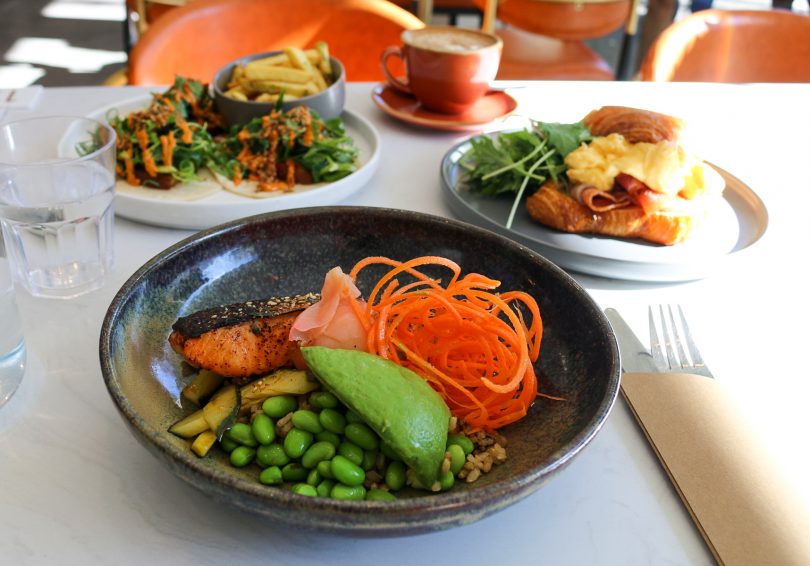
[648,305,714,378]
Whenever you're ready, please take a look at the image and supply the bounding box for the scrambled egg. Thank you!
[564,134,723,199]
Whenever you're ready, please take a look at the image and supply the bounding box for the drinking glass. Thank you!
[0,115,116,299]
[0,238,25,407]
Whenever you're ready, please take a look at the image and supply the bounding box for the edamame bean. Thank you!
[385,461,406,491]
[447,444,466,475]
[306,468,322,486]
[281,463,309,482]
[337,441,364,466]
[344,422,379,451]
[439,470,455,491]
[229,446,256,468]
[380,440,402,462]
[259,466,283,485]
[315,431,341,448]
[301,441,336,469]
[447,434,474,455]
[366,489,397,502]
[316,479,335,498]
[309,391,339,410]
[262,395,297,418]
[330,455,365,486]
[219,435,239,453]
[291,483,318,497]
[251,413,275,445]
[361,450,378,472]
[330,483,366,501]
[345,410,363,424]
[256,443,289,468]
[228,423,257,447]
[316,460,334,479]
[291,409,323,434]
[318,408,346,434]
[283,428,314,459]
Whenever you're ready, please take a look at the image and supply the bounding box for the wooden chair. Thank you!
[476,0,633,80]
[127,0,425,85]
[640,9,810,82]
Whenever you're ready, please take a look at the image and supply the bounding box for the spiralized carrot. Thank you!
[349,256,543,431]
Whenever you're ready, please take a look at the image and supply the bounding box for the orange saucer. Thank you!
[371,83,518,131]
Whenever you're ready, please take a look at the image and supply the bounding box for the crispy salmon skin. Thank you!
[169,293,319,378]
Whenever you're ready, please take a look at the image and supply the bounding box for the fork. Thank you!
[648,305,714,378]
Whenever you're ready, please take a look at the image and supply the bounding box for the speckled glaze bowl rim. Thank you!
[99,206,621,535]
[211,50,345,109]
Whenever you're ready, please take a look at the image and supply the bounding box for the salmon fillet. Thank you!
[169,293,319,378]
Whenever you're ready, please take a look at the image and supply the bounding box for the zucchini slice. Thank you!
[169,409,210,438]
[182,370,225,406]
[202,383,240,438]
[239,369,319,415]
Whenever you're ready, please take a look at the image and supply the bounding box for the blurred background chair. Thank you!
[476,0,634,80]
[640,9,810,82]
[127,0,425,85]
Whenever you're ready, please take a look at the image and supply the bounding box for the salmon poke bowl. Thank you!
[99,206,620,535]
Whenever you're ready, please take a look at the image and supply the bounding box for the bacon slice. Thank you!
[570,183,633,212]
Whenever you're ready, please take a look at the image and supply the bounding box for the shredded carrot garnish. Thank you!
[349,256,543,431]
[160,130,176,167]
[177,118,193,144]
[124,156,140,186]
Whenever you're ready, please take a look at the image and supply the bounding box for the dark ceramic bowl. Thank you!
[99,207,620,536]
[212,51,346,127]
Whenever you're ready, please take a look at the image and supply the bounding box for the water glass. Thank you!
[0,242,25,407]
[0,115,116,299]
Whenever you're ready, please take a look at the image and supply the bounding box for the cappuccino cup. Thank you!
[380,27,502,114]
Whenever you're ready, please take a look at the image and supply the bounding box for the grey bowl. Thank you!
[99,206,620,537]
[212,51,346,127]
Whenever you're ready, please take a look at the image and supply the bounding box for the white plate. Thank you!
[87,95,380,230]
[441,134,769,282]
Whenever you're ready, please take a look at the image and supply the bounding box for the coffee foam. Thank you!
[405,28,497,53]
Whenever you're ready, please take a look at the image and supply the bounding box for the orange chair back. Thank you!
[475,0,631,80]
[127,0,425,85]
[640,9,810,82]
[476,0,631,41]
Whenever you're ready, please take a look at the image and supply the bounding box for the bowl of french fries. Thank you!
[213,42,345,126]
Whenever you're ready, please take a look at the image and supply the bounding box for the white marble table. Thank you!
[1,82,808,565]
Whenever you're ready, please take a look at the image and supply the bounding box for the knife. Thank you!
[604,307,660,373]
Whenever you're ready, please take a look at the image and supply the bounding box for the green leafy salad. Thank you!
[213,105,358,193]
[460,121,592,228]
[109,76,358,195]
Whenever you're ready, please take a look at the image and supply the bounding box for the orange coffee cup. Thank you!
[380,26,503,115]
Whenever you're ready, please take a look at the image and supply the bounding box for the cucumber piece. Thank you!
[169,409,210,438]
[202,383,240,438]
[191,430,218,457]
[182,370,225,406]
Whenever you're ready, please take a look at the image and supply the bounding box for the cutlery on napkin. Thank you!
[606,309,810,566]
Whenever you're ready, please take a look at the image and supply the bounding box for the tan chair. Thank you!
[640,9,810,82]
[477,0,633,80]
[127,0,425,85]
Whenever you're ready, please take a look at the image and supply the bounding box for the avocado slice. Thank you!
[301,346,450,488]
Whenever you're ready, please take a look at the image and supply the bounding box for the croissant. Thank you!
[582,106,685,144]
[526,181,704,246]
